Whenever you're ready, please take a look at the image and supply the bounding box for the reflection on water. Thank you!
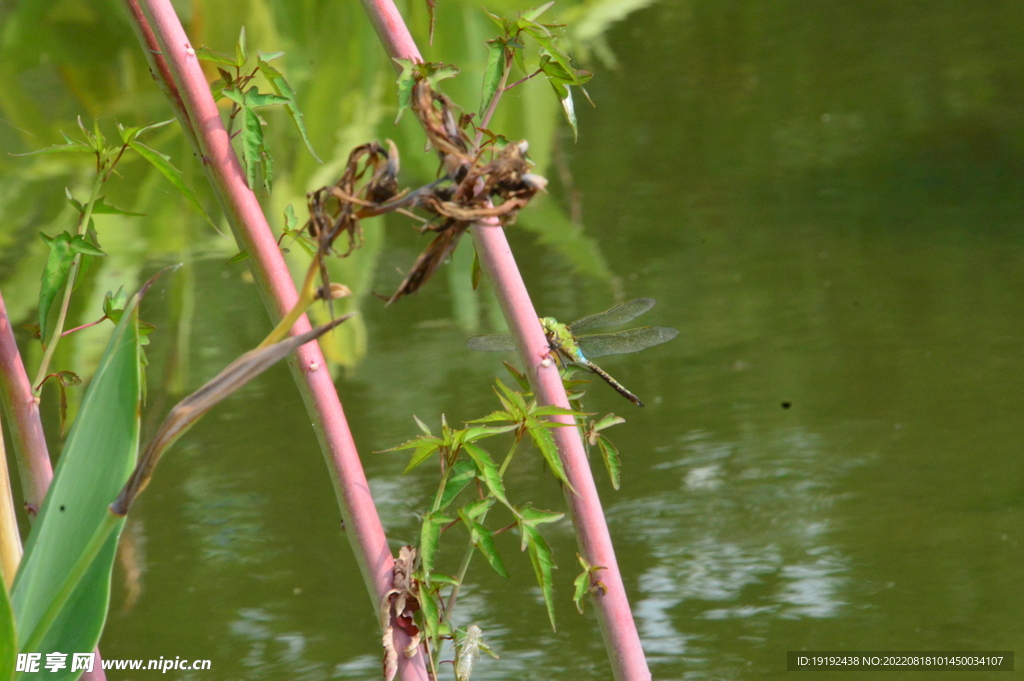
[612,427,854,667]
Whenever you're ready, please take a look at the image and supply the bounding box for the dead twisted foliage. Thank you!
[302,75,547,305]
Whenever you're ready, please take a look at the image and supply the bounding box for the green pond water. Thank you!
[2,1,1023,679]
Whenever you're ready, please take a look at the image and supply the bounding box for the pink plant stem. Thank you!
[359,2,651,679]
[0,290,52,517]
[123,3,428,679]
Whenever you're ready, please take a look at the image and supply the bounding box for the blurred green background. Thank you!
[2,0,1023,679]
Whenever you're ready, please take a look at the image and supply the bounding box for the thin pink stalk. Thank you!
[0,290,53,517]
[359,2,651,679]
[123,3,428,679]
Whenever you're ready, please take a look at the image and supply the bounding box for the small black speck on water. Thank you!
[59,505,66,511]
[781,402,792,410]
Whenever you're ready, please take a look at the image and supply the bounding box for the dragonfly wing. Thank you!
[567,298,657,333]
[466,335,518,352]
[577,326,679,358]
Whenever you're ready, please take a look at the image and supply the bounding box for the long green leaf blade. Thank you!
[128,142,215,228]
[12,282,143,677]
[0,580,13,681]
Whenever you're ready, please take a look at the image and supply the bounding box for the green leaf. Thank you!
[596,436,621,490]
[226,250,249,266]
[37,232,104,343]
[522,2,555,22]
[520,522,557,629]
[245,90,291,108]
[0,572,14,680]
[419,511,451,574]
[462,443,509,507]
[393,58,417,123]
[419,586,441,642]
[260,64,322,163]
[88,197,146,217]
[413,415,433,437]
[424,572,459,586]
[405,440,444,473]
[127,142,215,228]
[437,459,476,511]
[480,40,507,119]
[458,511,509,579]
[235,26,248,68]
[239,105,265,190]
[12,136,91,157]
[461,497,495,521]
[503,363,531,392]
[518,506,564,529]
[461,424,517,443]
[284,204,298,231]
[526,416,576,493]
[12,281,143,673]
[102,287,128,321]
[116,119,173,145]
[471,247,483,290]
[195,46,237,66]
[257,50,285,64]
[531,405,583,417]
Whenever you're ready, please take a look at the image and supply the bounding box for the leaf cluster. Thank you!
[381,363,626,671]
[199,27,321,192]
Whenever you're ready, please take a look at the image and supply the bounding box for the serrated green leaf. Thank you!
[128,141,215,228]
[420,586,441,641]
[263,69,322,163]
[419,511,452,573]
[12,139,91,157]
[426,63,460,86]
[461,424,518,443]
[494,378,527,411]
[519,506,564,527]
[467,411,514,424]
[38,232,76,343]
[425,572,459,586]
[245,89,291,108]
[437,459,477,511]
[405,441,443,473]
[393,58,417,123]
[480,40,507,118]
[238,105,263,189]
[461,497,495,521]
[195,46,237,66]
[458,512,509,579]
[503,362,531,391]
[527,417,575,493]
[462,443,509,507]
[521,523,557,629]
[596,436,621,490]
[68,235,105,258]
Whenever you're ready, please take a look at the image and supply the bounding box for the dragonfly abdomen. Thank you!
[581,360,644,407]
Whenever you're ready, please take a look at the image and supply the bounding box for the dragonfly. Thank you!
[466,298,678,407]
